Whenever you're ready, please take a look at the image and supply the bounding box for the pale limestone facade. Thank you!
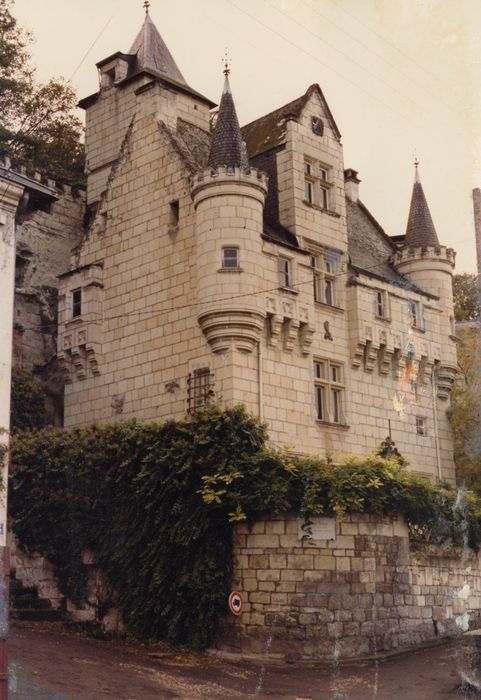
[58,15,458,482]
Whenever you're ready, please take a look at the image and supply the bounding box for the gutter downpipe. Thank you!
[432,364,442,482]
[258,340,263,421]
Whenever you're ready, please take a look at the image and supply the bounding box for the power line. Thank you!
[68,4,122,82]
[299,0,458,115]
[14,254,440,333]
[329,0,452,92]
[225,0,414,127]
[224,0,457,138]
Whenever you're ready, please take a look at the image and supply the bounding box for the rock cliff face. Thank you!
[13,184,85,424]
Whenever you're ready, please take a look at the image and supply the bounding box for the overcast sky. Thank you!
[13,0,481,274]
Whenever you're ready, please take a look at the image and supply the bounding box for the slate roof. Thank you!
[129,13,186,86]
[242,84,341,158]
[208,75,249,170]
[165,119,210,174]
[346,198,436,298]
[404,170,440,248]
[79,15,215,110]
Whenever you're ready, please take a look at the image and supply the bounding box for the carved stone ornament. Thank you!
[324,320,333,341]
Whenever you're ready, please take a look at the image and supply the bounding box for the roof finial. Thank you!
[143,0,150,15]
[414,156,420,183]
[223,49,231,77]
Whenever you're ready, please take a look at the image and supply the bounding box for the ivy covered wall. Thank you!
[9,406,481,648]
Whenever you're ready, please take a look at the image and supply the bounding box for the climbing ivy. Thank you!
[10,368,46,431]
[9,405,481,648]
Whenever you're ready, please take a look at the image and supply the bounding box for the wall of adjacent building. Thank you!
[13,184,85,424]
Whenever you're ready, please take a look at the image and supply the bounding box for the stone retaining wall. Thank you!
[8,533,123,633]
[216,514,481,661]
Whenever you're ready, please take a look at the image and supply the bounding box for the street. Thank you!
[7,621,481,699]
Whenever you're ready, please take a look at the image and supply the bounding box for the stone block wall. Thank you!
[8,534,123,634]
[217,514,481,661]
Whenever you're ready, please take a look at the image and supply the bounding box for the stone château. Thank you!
[48,10,458,481]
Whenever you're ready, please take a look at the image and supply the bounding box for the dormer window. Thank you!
[310,248,340,307]
[304,158,333,211]
[100,68,115,89]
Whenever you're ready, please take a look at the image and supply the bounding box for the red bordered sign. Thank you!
[228,591,243,616]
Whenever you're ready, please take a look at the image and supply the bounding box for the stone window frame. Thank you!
[407,299,425,331]
[303,157,334,212]
[308,247,342,308]
[278,255,295,291]
[221,246,240,270]
[187,367,215,414]
[72,288,82,319]
[416,415,428,436]
[374,289,391,321]
[313,358,346,426]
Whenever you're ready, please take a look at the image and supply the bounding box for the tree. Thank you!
[10,368,46,431]
[448,326,481,487]
[0,0,84,183]
[453,273,481,322]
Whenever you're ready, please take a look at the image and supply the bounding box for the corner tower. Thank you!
[79,5,215,207]
[191,67,268,354]
[393,162,457,392]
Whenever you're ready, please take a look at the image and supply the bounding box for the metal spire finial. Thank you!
[223,49,231,77]
[143,0,150,15]
[414,157,420,183]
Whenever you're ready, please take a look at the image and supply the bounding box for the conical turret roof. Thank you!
[404,164,440,248]
[208,73,249,170]
[129,12,186,85]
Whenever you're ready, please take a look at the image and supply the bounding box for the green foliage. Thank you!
[448,326,481,485]
[453,273,481,322]
[10,368,46,431]
[9,405,481,649]
[0,0,84,183]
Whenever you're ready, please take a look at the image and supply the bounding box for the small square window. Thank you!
[416,416,427,436]
[375,291,387,318]
[409,300,419,328]
[187,368,214,413]
[222,247,239,269]
[304,180,313,204]
[278,257,293,288]
[72,289,82,318]
[169,200,179,227]
[304,161,312,175]
[330,364,341,383]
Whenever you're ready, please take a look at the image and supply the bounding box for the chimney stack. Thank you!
[344,168,360,202]
[472,188,481,278]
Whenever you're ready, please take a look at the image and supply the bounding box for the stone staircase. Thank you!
[10,570,63,622]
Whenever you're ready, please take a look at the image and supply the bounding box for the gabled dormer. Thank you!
[242,84,347,254]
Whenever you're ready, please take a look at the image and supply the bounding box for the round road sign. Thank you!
[228,591,243,616]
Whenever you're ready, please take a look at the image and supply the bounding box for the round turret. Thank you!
[192,69,268,354]
[191,166,268,353]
